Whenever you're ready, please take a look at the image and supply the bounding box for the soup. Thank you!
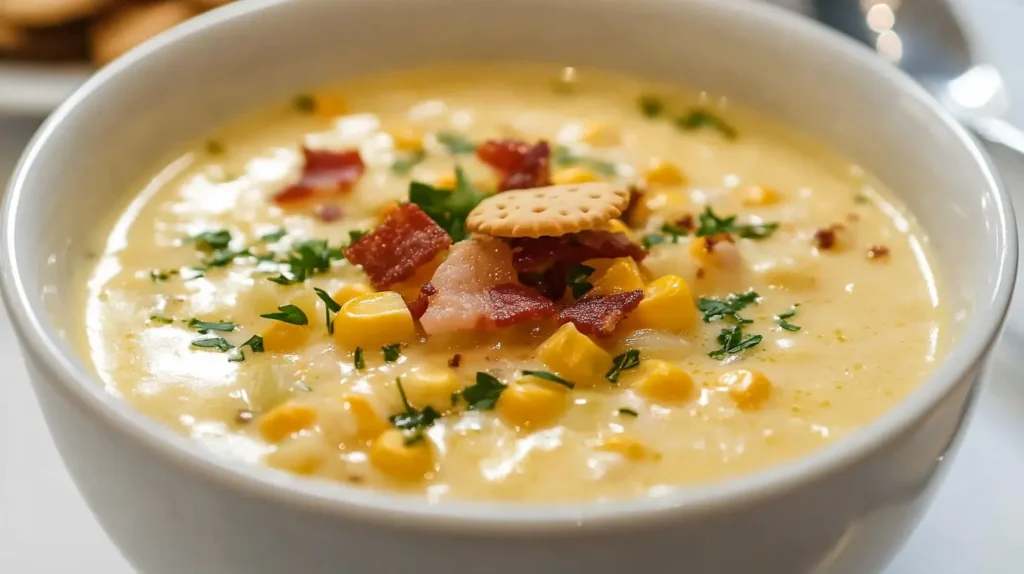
[79,65,946,502]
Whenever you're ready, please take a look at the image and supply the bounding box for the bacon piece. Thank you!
[274,147,365,204]
[419,237,553,334]
[344,204,451,289]
[557,290,644,336]
[476,139,551,191]
[508,230,647,274]
[406,283,436,320]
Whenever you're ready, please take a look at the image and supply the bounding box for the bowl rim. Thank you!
[1,0,1017,533]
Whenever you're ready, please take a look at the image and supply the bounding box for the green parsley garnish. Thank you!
[638,95,664,118]
[191,336,234,353]
[260,228,286,242]
[709,324,763,359]
[149,315,174,325]
[641,234,665,250]
[267,239,343,285]
[149,269,178,283]
[566,263,596,299]
[259,304,309,326]
[202,248,251,268]
[853,193,870,204]
[293,94,316,113]
[381,344,402,363]
[187,318,236,334]
[552,146,618,177]
[698,291,760,324]
[205,139,226,155]
[696,207,778,239]
[389,377,442,444]
[191,229,232,251]
[409,166,486,242]
[229,335,265,362]
[521,370,575,389]
[777,304,801,332]
[606,349,641,383]
[459,372,508,411]
[617,407,639,417]
[313,288,341,335]
[675,109,738,139]
[354,347,365,370]
[390,150,426,175]
[347,230,366,245]
[436,132,477,155]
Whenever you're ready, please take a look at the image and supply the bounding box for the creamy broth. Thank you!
[80,65,946,501]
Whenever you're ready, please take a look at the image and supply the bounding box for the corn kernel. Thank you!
[741,185,780,206]
[552,166,600,185]
[265,434,327,475]
[332,283,374,306]
[626,359,695,404]
[644,158,688,187]
[259,403,317,442]
[259,292,319,353]
[435,171,457,190]
[496,376,569,430]
[720,369,773,410]
[629,275,697,334]
[377,201,400,219]
[580,122,620,147]
[593,434,651,460]
[584,257,645,296]
[537,323,612,387]
[342,394,389,441]
[626,189,690,227]
[391,126,424,152]
[370,429,435,481]
[313,95,347,118]
[604,219,631,235]
[401,367,462,412]
[333,291,417,350]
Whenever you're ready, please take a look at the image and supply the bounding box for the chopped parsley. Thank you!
[205,139,226,155]
[777,304,801,332]
[436,132,477,155]
[187,318,236,334]
[606,349,641,383]
[347,230,366,244]
[675,109,738,139]
[293,94,316,113]
[521,370,575,389]
[229,335,265,363]
[638,95,664,118]
[642,222,689,249]
[709,324,763,360]
[390,149,426,175]
[313,288,341,335]
[617,407,639,417]
[202,248,251,268]
[409,166,486,242]
[149,315,174,325]
[149,269,178,283]
[268,239,343,285]
[853,193,870,204]
[698,291,760,324]
[459,372,507,411]
[566,263,596,299]
[259,304,309,326]
[381,344,402,363]
[191,336,233,353]
[260,228,287,242]
[389,378,442,444]
[695,207,778,239]
[552,145,618,177]
[641,234,665,250]
[190,230,232,251]
[354,347,365,370]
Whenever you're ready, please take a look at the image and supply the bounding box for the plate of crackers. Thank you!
[0,0,233,115]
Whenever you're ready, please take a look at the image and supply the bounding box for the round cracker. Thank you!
[0,0,111,27]
[90,1,198,65]
[467,182,631,238]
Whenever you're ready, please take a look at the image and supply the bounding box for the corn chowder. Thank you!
[79,65,946,502]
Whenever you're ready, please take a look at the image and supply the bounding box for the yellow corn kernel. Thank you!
[333,291,417,350]
[604,219,631,235]
[496,376,569,430]
[391,126,423,152]
[626,189,689,228]
[593,434,651,460]
[644,158,688,187]
[537,323,612,387]
[332,283,374,306]
[689,235,734,266]
[552,166,600,185]
[342,394,389,441]
[720,369,773,410]
[377,201,400,219]
[741,185,780,206]
[584,257,645,296]
[628,275,696,334]
[401,367,462,412]
[626,359,695,404]
[370,428,435,481]
[265,434,327,475]
[580,122,620,147]
[313,95,347,118]
[259,403,318,443]
[260,292,319,353]
[434,171,457,190]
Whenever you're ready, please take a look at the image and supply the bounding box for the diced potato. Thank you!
[741,185,780,206]
[720,369,773,410]
[584,257,645,296]
[537,323,612,387]
[593,434,651,460]
[580,122,620,147]
[552,166,600,185]
[626,359,695,404]
[391,126,424,152]
[259,403,317,443]
[333,291,417,350]
[401,367,462,412]
[370,429,435,481]
[644,158,688,187]
[496,376,570,430]
[260,292,319,353]
[629,275,697,333]
[342,394,389,441]
[265,434,328,475]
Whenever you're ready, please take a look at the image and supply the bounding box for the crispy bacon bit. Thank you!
[696,267,706,279]
[675,214,695,232]
[487,283,557,328]
[557,290,644,336]
[476,139,552,191]
[813,224,844,250]
[274,147,365,204]
[316,204,343,222]
[344,204,451,289]
[407,283,436,320]
[508,231,646,274]
[447,354,462,368]
[867,245,890,261]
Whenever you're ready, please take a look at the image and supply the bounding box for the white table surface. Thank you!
[3,2,1024,572]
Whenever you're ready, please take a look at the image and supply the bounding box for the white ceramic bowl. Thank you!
[1,0,1016,572]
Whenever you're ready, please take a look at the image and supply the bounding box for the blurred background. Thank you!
[1,1,1023,572]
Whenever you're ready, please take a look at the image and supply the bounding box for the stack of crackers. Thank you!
[0,0,233,65]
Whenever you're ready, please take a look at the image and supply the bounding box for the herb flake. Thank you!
[187,318,236,334]
[676,109,738,139]
[521,370,575,389]
[566,263,596,299]
[409,166,486,242]
[777,304,801,332]
[260,304,309,326]
[606,349,641,383]
[260,228,287,242]
[460,372,507,411]
[381,344,402,363]
[191,336,234,353]
[436,132,477,155]
[698,291,760,324]
[709,325,763,359]
[389,378,442,442]
[696,206,778,240]
[354,347,365,370]
[313,288,341,335]
[390,150,426,175]
[552,146,618,177]
[617,407,639,417]
[638,95,664,118]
